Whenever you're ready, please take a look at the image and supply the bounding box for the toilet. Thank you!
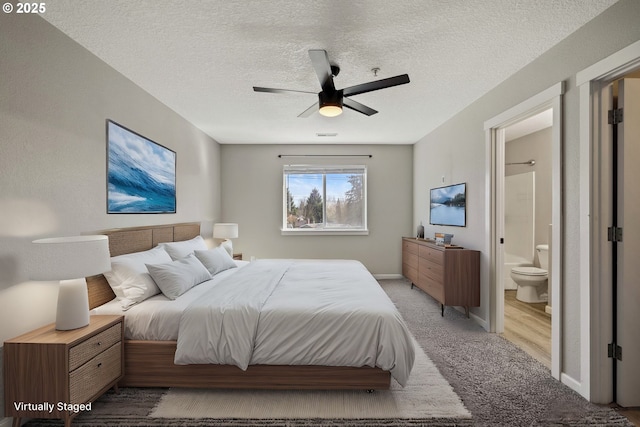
[510,244,549,303]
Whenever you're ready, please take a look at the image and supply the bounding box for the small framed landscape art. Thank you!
[107,120,176,213]
[429,182,466,227]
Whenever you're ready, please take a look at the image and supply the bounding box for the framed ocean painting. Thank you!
[107,120,176,213]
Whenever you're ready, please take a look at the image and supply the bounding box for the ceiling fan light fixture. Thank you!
[318,90,343,117]
[319,105,342,117]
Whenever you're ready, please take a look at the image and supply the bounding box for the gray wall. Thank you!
[506,127,553,249]
[0,8,222,383]
[413,0,640,384]
[220,144,413,275]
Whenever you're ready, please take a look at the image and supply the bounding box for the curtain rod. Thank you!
[278,154,372,158]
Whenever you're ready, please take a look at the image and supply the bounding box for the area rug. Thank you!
[149,337,470,420]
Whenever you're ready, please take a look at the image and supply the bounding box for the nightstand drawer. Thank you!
[69,323,121,371]
[70,342,122,403]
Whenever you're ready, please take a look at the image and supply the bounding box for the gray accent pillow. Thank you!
[158,235,208,261]
[146,254,212,300]
[194,246,237,276]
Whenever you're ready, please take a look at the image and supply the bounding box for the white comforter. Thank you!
[173,259,415,386]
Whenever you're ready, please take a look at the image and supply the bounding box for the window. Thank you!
[283,165,367,233]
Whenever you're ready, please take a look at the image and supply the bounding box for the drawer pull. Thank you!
[97,342,102,346]
[97,362,102,368]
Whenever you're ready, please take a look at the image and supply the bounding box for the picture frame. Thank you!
[429,182,466,227]
[106,120,176,214]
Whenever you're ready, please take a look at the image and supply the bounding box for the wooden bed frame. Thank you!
[86,222,391,390]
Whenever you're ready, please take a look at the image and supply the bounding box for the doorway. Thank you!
[576,39,640,404]
[501,111,553,368]
[484,82,563,380]
[577,55,640,406]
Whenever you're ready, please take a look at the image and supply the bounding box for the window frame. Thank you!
[281,165,368,235]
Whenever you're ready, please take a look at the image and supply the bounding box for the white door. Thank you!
[617,78,640,407]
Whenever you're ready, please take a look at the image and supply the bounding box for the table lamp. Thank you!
[213,223,238,257]
[31,235,111,330]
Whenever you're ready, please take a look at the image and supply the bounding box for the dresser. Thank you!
[3,315,124,427]
[402,237,480,317]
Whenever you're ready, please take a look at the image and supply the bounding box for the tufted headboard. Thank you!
[85,222,201,309]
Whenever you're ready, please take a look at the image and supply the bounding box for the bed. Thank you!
[86,222,414,390]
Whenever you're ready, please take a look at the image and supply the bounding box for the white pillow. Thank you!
[194,246,237,276]
[158,235,208,260]
[146,254,212,300]
[103,245,172,310]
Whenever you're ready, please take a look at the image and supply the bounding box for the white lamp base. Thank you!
[56,278,90,330]
[220,239,233,257]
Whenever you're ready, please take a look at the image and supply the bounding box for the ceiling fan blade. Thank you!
[308,49,336,93]
[298,102,318,118]
[253,86,316,95]
[342,74,410,97]
[343,98,378,116]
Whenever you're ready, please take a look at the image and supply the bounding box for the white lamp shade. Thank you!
[30,235,111,281]
[213,223,238,239]
[31,235,110,330]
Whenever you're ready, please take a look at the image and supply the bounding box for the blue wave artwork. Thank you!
[107,121,176,213]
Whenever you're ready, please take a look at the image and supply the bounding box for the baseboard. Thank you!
[373,273,404,280]
[469,311,490,332]
[561,372,587,399]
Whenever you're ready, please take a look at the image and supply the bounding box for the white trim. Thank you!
[281,229,369,236]
[576,39,640,86]
[579,80,595,402]
[549,94,563,382]
[373,273,404,280]
[469,311,489,331]
[483,83,564,130]
[494,128,505,334]
[484,124,495,332]
[561,372,584,396]
[484,81,564,381]
[577,39,640,403]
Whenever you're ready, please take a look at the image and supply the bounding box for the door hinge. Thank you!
[608,226,623,242]
[608,343,622,361]
[608,108,624,125]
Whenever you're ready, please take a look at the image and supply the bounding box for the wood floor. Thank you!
[501,290,551,369]
[501,290,640,426]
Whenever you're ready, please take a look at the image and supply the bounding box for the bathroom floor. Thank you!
[502,290,551,369]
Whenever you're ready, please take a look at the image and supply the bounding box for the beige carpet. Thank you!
[149,337,470,420]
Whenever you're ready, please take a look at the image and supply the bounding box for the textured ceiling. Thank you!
[41,0,617,144]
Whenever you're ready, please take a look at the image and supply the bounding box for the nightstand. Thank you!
[233,253,243,260]
[3,315,124,427]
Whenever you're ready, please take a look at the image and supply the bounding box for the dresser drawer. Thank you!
[403,251,418,270]
[69,323,121,371]
[419,245,444,264]
[419,274,444,303]
[419,257,444,282]
[403,263,418,283]
[403,240,418,255]
[70,342,122,403]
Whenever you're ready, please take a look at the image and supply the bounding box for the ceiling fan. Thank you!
[253,49,410,117]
